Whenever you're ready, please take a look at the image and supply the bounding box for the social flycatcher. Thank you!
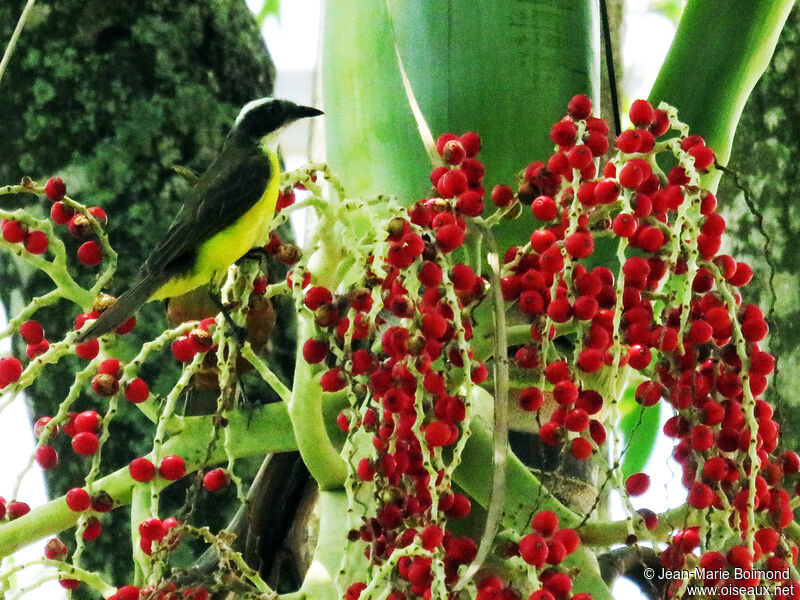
[76,98,322,342]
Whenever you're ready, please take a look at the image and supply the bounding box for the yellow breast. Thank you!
[152,151,280,300]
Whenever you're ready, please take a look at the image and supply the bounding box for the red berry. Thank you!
[518,387,544,412]
[616,129,643,153]
[171,337,197,362]
[74,410,101,433]
[44,177,67,201]
[565,408,589,432]
[638,508,658,530]
[276,190,295,211]
[532,510,559,536]
[304,286,333,310]
[539,244,564,273]
[571,437,593,459]
[689,144,715,169]
[77,241,103,266]
[442,140,466,165]
[627,344,651,370]
[87,206,108,226]
[567,144,593,170]
[159,455,186,480]
[357,458,374,481]
[728,261,753,287]
[425,420,453,447]
[66,487,91,511]
[618,161,645,188]
[320,367,347,392]
[44,537,68,560]
[585,129,609,156]
[530,228,557,253]
[202,468,229,492]
[577,348,604,372]
[138,517,167,542]
[628,99,654,127]
[491,184,515,207]
[553,380,578,405]
[435,223,465,253]
[437,169,469,198]
[550,120,577,146]
[50,201,75,224]
[124,378,150,403]
[459,131,481,157]
[568,94,592,120]
[612,213,637,238]
[35,445,58,470]
[19,320,44,344]
[1,219,26,243]
[436,133,458,156]
[636,226,665,253]
[129,457,156,482]
[625,472,650,496]
[564,229,594,259]
[741,319,767,342]
[82,516,103,541]
[593,179,620,204]
[519,534,548,567]
[302,338,328,364]
[0,356,23,388]
[531,195,558,221]
[24,231,49,254]
[420,524,445,551]
[71,431,99,456]
[456,190,484,216]
[26,339,49,359]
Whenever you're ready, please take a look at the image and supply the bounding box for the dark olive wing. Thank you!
[143,147,272,276]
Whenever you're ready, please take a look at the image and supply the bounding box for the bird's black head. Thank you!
[228,98,323,147]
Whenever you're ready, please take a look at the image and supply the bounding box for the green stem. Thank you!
[0,0,36,87]
[453,222,508,590]
[287,317,347,490]
[577,505,696,546]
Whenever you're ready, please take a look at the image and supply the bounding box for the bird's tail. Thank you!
[75,275,165,342]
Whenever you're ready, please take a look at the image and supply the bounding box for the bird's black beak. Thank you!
[293,105,323,119]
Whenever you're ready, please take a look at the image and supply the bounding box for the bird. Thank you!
[75,98,322,342]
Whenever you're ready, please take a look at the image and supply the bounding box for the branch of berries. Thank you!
[486,94,797,598]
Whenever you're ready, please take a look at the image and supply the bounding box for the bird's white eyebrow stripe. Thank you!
[234,97,273,127]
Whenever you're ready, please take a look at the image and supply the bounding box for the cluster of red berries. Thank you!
[63,487,113,543]
[138,515,181,555]
[19,319,50,359]
[128,454,187,483]
[43,176,107,267]
[483,510,587,600]
[1,218,49,255]
[494,95,793,591]
[299,132,492,598]
[171,318,217,362]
